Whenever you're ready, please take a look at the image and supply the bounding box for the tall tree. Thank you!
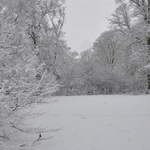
[129,0,150,91]
[0,0,66,148]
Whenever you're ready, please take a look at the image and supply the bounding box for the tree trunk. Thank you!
[147,0,150,91]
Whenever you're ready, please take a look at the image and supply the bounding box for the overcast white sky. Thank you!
[64,0,116,52]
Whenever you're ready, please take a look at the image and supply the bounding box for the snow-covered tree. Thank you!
[0,0,66,148]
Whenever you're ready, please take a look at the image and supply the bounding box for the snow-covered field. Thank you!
[8,95,150,150]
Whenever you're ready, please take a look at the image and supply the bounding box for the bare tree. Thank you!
[110,1,131,31]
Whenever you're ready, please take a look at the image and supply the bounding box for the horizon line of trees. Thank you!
[57,0,150,95]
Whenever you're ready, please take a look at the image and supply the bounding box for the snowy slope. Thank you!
[12,96,150,150]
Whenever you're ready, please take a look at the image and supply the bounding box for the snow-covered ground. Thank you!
[7,95,150,150]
